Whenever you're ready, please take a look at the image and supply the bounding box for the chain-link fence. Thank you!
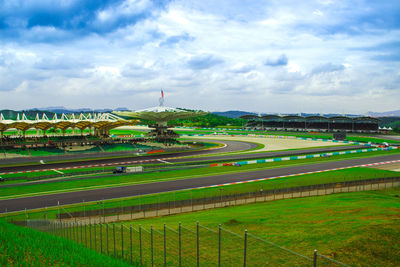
[2,176,399,223]
[48,176,400,222]
[26,220,351,266]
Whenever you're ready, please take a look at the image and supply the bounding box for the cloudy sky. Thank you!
[1,0,399,114]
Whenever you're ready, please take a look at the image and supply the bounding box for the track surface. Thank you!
[0,141,362,173]
[0,140,255,173]
[1,153,399,212]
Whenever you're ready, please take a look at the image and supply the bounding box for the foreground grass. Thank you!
[1,148,399,199]
[0,220,135,267]
[119,187,400,267]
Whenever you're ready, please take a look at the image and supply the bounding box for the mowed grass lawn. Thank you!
[122,187,400,267]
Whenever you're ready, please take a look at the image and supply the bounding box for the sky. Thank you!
[1,0,399,114]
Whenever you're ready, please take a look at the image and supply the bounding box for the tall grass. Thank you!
[0,220,137,266]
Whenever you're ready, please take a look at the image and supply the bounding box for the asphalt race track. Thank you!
[0,140,256,173]
[1,153,399,212]
[0,140,363,173]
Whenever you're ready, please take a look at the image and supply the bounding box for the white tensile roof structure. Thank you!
[114,107,206,126]
[0,112,138,135]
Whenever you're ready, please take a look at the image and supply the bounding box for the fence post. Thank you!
[113,223,116,257]
[121,224,124,259]
[151,225,154,267]
[313,249,317,267]
[89,223,92,249]
[58,201,60,222]
[80,222,83,244]
[243,229,247,267]
[76,221,79,242]
[164,223,167,267]
[73,221,76,241]
[139,197,142,217]
[107,223,109,254]
[139,225,143,267]
[85,223,87,246]
[218,224,221,267]
[197,222,200,267]
[130,225,133,265]
[179,222,182,267]
[100,223,103,253]
[94,223,97,251]
[102,199,105,223]
[203,192,206,210]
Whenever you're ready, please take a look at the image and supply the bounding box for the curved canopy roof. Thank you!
[352,116,380,122]
[305,116,330,121]
[0,112,138,132]
[240,114,380,123]
[114,107,207,123]
[261,115,282,120]
[240,115,258,120]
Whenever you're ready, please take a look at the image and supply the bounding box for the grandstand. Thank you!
[0,112,138,138]
[241,114,379,133]
[0,112,142,158]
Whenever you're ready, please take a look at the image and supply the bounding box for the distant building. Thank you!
[241,114,379,133]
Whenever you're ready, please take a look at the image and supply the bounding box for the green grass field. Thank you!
[46,187,400,266]
[0,220,136,266]
[116,187,400,266]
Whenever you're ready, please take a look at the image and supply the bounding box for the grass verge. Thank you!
[0,219,135,266]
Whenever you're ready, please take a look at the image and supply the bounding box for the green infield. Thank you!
[0,148,399,199]
[109,129,146,135]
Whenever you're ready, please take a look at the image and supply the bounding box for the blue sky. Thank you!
[1,0,399,114]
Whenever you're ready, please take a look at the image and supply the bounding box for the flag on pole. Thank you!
[161,90,164,99]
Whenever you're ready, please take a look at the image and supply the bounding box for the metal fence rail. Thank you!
[51,176,400,220]
[26,219,351,267]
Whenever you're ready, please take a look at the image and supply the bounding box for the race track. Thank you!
[1,153,399,212]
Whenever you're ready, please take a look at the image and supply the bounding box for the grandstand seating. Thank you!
[242,115,379,133]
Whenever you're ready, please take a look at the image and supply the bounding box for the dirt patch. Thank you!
[370,162,400,171]
[225,219,242,226]
[325,208,363,214]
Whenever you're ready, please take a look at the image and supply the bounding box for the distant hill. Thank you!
[31,107,114,113]
[211,110,364,119]
[368,110,400,117]
[211,111,257,118]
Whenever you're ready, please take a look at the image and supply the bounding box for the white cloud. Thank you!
[0,0,399,113]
